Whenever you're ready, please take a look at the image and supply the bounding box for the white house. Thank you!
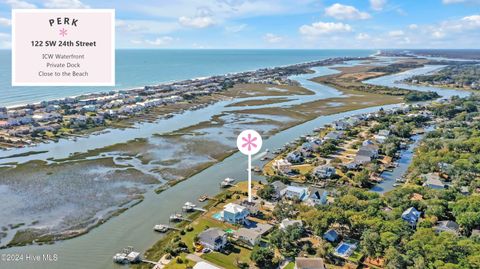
[197,228,228,251]
[313,165,336,179]
[281,186,308,201]
[273,159,292,174]
[222,203,250,224]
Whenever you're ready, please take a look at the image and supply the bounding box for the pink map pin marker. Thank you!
[237,130,262,202]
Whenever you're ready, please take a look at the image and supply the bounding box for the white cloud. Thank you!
[0,17,11,26]
[44,0,90,9]
[432,30,446,39]
[263,33,283,43]
[443,0,480,4]
[179,16,215,28]
[356,33,370,40]
[5,0,36,8]
[116,20,179,35]
[408,24,418,30]
[461,15,480,28]
[325,3,370,20]
[225,24,247,33]
[299,21,352,36]
[388,30,404,37]
[370,0,387,11]
[145,36,174,46]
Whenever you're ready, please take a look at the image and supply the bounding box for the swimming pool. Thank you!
[212,212,223,220]
[334,241,356,257]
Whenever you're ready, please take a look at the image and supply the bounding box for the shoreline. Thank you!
[0,56,368,150]
[2,56,367,110]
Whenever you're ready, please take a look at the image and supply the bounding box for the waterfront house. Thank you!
[272,159,292,174]
[306,188,328,206]
[323,229,339,243]
[294,257,326,269]
[282,186,308,201]
[197,228,228,251]
[354,144,379,165]
[234,223,272,247]
[313,165,336,179]
[81,105,97,112]
[332,120,349,130]
[271,181,287,200]
[280,218,303,230]
[422,173,446,189]
[434,220,460,235]
[222,203,250,225]
[324,131,344,141]
[308,138,323,151]
[287,151,303,163]
[402,207,421,227]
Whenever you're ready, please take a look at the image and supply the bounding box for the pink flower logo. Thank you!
[59,28,68,37]
[242,133,258,152]
[237,129,262,156]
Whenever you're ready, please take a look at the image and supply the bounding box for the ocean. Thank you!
[0,49,374,107]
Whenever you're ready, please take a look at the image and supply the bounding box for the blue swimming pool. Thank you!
[336,243,350,254]
[212,212,223,220]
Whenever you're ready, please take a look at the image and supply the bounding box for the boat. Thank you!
[169,213,183,222]
[313,128,321,132]
[198,195,208,202]
[113,246,141,264]
[153,224,169,233]
[220,177,235,187]
[253,166,262,173]
[396,178,405,183]
[113,253,128,264]
[393,183,402,187]
[182,202,196,211]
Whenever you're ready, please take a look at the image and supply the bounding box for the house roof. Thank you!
[223,203,248,214]
[284,185,308,194]
[271,181,287,191]
[198,228,226,245]
[280,218,302,229]
[402,207,421,222]
[423,176,445,188]
[308,187,327,200]
[295,257,326,269]
[435,220,459,233]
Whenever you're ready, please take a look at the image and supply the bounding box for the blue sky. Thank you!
[0,0,479,49]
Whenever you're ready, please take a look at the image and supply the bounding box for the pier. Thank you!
[169,213,192,222]
[182,201,207,212]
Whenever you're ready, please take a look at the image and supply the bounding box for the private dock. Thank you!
[182,202,207,212]
[169,213,192,222]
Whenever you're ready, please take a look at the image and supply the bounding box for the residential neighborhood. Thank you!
[130,96,480,269]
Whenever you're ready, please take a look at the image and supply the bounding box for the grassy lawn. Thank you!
[183,216,231,248]
[164,253,196,269]
[202,245,252,269]
[284,262,295,269]
[292,164,314,175]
